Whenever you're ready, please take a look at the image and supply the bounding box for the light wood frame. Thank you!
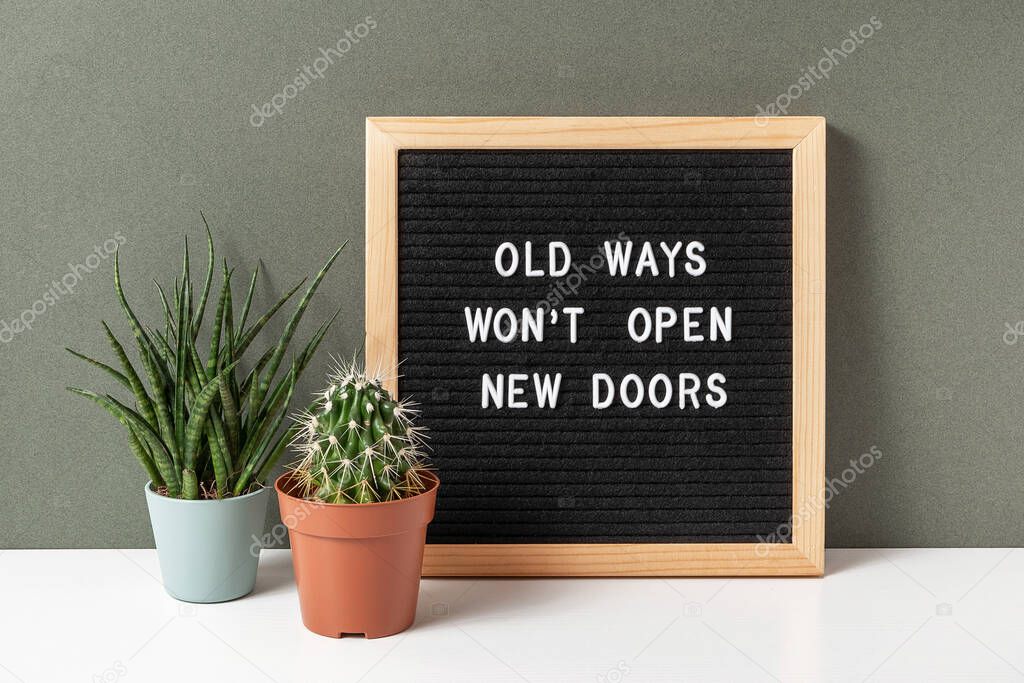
[366,117,825,576]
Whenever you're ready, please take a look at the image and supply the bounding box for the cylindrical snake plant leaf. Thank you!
[182,468,199,500]
[65,347,131,392]
[114,250,179,466]
[191,213,215,334]
[205,266,231,379]
[126,425,163,488]
[67,387,181,496]
[100,321,157,430]
[182,361,239,471]
[234,277,306,357]
[252,244,345,413]
[233,363,297,496]
[236,260,260,336]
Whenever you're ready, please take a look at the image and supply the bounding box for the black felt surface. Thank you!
[397,150,793,544]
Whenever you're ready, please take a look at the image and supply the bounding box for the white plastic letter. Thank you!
[649,373,672,408]
[592,373,614,409]
[494,308,517,343]
[634,241,659,277]
[464,307,493,342]
[604,240,633,276]
[710,306,732,342]
[682,307,704,342]
[521,308,544,342]
[628,307,652,342]
[481,373,503,408]
[685,241,706,276]
[495,243,518,277]
[659,241,683,278]
[655,306,677,343]
[534,373,562,409]
[508,373,528,408]
[620,374,644,408]
[563,307,584,343]
[549,241,571,277]
[524,241,542,277]
[706,372,728,408]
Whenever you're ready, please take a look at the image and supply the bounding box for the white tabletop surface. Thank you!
[0,548,1021,682]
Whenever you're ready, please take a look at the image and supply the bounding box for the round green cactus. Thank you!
[289,360,430,504]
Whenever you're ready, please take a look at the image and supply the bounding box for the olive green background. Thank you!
[3,1,1022,548]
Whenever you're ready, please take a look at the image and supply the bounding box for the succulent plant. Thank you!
[289,360,431,504]
[66,213,345,499]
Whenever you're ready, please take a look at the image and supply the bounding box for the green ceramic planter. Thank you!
[144,483,271,603]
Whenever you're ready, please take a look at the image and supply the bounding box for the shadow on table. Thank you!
[414,577,586,630]
[820,548,884,576]
[251,551,296,597]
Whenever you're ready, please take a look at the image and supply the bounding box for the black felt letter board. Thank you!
[397,150,792,544]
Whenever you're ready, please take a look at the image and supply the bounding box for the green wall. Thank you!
[3,1,1022,548]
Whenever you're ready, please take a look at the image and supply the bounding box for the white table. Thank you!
[0,549,1020,682]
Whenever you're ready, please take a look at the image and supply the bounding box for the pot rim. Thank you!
[144,481,270,504]
[274,470,439,508]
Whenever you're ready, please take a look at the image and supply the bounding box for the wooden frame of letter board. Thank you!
[365,116,825,576]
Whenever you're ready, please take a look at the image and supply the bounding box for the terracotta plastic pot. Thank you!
[275,471,439,638]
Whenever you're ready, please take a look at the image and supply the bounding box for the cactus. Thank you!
[289,360,431,504]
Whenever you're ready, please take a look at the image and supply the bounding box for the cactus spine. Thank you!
[290,361,430,504]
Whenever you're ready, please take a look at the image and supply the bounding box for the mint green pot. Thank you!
[144,483,271,603]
